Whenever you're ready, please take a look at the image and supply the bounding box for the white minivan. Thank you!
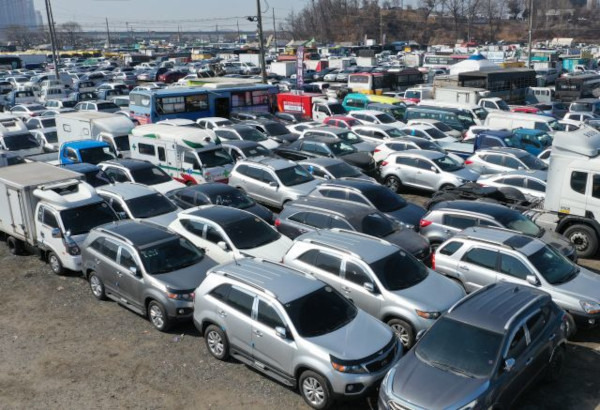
[484,111,563,134]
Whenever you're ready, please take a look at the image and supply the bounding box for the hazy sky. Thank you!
[33,0,303,31]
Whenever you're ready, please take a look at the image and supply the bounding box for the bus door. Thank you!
[215,97,230,118]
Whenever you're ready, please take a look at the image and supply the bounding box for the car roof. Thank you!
[431,200,517,218]
[222,124,257,132]
[352,124,399,131]
[101,158,154,170]
[173,182,237,197]
[97,181,157,199]
[349,110,388,116]
[513,128,546,136]
[61,162,101,172]
[317,178,381,191]
[238,157,295,170]
[484,169,547,181]
[296,229,397,263]
[393,149,445,159]
[181,205,252,225]
[210,258,323,304]
[313,126,350,134]
[221,140,262,149]
[478,147,530,156]
[301,135,343,144]
[286,196,374,219]
[298,157,345,167]
[454,226,544,256]
[96,219,175,248]
[446,282,551,334]
[480,130,513,138]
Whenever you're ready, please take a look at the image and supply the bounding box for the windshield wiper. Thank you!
[429,360,475,378]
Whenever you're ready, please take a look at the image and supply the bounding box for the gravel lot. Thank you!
[0,190,599,410]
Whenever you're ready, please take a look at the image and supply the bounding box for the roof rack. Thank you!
[455,228,520,250]
[330,228,392,246]
[448,283,496,313]
[504,292,545,331]
[95,225,136,247]
[219,271,277,299]
[301,236,361,259]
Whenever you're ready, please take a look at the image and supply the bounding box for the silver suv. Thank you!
[283,229,465,349]
[193,258,401,409]
[465,147,548,175]
[228,157,321,208]
[380,149,479,193]
[433,226,600,334]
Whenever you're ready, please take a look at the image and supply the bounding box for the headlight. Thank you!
[458,399,478,410]
[416,310,441,319]
[580,300,600,314]
[330,356,367,374]
[382,367,396,398]
[167,292,195,301]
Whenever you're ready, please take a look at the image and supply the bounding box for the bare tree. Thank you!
[482,0,505,41]
[465,0,482,41]
[419,0,439,22]
[442,0,464,38]
[3,25,35,49]
[57,22,83,49]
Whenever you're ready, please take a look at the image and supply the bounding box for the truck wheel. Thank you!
[564,225,598,258]
[6,236,23,255]
[48,252,65,275]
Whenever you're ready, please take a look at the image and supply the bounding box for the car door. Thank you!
[243,165,267,203]
[180,219,230,263]
[220,286,255,356]
[260,170,282,207]
[497,252,534,286]
[498,325,531,406]
[295,249,344,293]
[458,246,500,292]
[36,206,64,257]
[414,158,439,189]
[251,299,295,378]
[395,156,419,185]
[95,238,122,297]
[441,213,478,237]
[112,246,144,311]
[524,177,546,198]
[340,259,381,317]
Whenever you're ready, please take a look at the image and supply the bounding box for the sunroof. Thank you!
[503,236,533,249]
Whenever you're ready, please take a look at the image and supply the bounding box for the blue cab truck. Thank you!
[26,140,117,166]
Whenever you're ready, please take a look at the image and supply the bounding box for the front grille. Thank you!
[389,401,412,410]
[365,340,398,373]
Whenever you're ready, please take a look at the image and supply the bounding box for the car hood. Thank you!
[259,138,280,150]
[390,271,466,313]
[289,179,322,197]
[307,310,394,360]
[240,235,292,262]
[384,229,430,255]
[353,141,378,152]
[272,133,299,143]
[390,350,489,409]
[152,257,218,291]
[152,180,185,194]
[145,210,180,227]
[553,267,600,302]
[384,202,427,227]
[539,229,576,257]
[450,167,480,181]
[340,151,374,167]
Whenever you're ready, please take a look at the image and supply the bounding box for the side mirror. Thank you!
[430,166,437,173]
[363,282,376,293]
[323,174,331,180]
[117,211,129,220]
[518,166,525,170]
[275,326,287,339]
[504,358,516,372]
[217,241,229,251]
[416,329,426,341]
[129,266,139,276]
[269,181,279,188]
[526,275,540,286]
[51,227,62,238]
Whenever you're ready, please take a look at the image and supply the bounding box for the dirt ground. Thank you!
[0,191,599,410]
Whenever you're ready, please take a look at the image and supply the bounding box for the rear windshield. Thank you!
[60,201,117,235]
[222,215,280,249]
[126,193,177,218]
[363,186,406,212]
[130,165,172,185]
[370,249,428,290]
[197,149,233,168]
[3,133,39,150]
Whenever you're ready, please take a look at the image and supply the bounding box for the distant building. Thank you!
[35,10,43,27]
[0,0,38,29]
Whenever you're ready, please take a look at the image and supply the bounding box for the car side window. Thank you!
[109,198,126,214]
[119,248,138,271]
[499,254,530,280]
[304,212,330,228]
[344,261,372,286]
[320,188,346,200]
[315,252,342,276]
[484,155,503,165]
[209,284,231,301]
[41,208,59,228]
[396,157,417,166]
[443,214,477,230]
[528,179,545,192]
[416,159,434,170]
[104,167,129,183]
[157,147,166,162]
[504,157,521,169]
[570,171,587,194]
[101,239,119,262]
[478,219,498,227]
[439,241,464,255]
[503,177,525,187]
[592,174,600,199]
[329,217,352,230]
[180,219,206,237]
[206,226,226,244]
[256,299,285,329]
[261,170,276,184]
[66,148,79,162]
[298,249,318,265]
[225,287,255,316]
[348,193,368,204]
[245,166,263,181]
[462,248,498,270]
[507,326,527,358]
[288,212,307,224]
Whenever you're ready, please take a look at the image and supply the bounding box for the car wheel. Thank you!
[564,313,577,338]
[387,318,415,349]
[48,251,65,275]
[147,300,171,332]
[545,347,565,382]
[430,241,442,252]
[88,272,107,300]
[204,324,230,360]
[384,175,402,193]
[563,224,598,258]
[299,370,333,410]
[6,236,23,255]
[440,184,455,190]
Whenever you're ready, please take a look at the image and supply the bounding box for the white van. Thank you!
[418,99,488,125]
[39,87,69,104]
[484,111,563,134]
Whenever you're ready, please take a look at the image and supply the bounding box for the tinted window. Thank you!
[206,226,225,244]
[370,250,428,290]
[439,241,463,256]
[499,254,530,280]
[320,188,346,200]
[329,217,352,229]
[257,300,285,329]
[570,171,587,194]
[119,248,138,271]
[226,287,254,316]
[138,143,156,156]
[42,209,58,228]
[304,212,330,228]
[526,309,548,342]
[508,327,527,358]
[528,179,545,192]
[344,261,372,286]
[210,284,231,301]
[504,177,525,187]
[245,166,263,181]
[504,157,521,169]
[315,252,342,276]
[362,186,407,212]
[125,193,177,218]
[484,155,503,165]
[298,249,318,265]
[443,214,476,230]
[101,240,119,261]
[130,166,172,185]
[222,215,280,249]
[462,248,497,270]
[180,219,205,237]
[361,213,395,237]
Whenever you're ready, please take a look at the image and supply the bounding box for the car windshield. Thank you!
[198,149,233,167]
[139,237,204,275]
[386,128,407,138]
[275,165,314,186]
[79,146,116,164]
[404,91,420,99]
[325,161,362,178]
[239,128,267,142]
[535,133,552,146]
[329,141,357,155]
[370,249,428,290]
[570,102,592,112]
[284,286,358,338]
[97,102,119,111]
[130,165,173,185]
[2,133,40,150]
[433,155,462,172]
[337,131,362,143]
[416,317,503,378]
[387,107,405,120]
[547,120,565,131]
[43,131,58,144]
[497,212,542,237]
[83,169,113,187]
[208,189,254,209]
[519,154,547,170]
[457,112,476,128]
[528,245,578,285]
[126,193,177,218]
[60,201,117,236]
[497,100,510,111]
[222,215,281,249]
[264,122,290,136]
[375,113,396,124]
[432,121,452,132]
[113,135,130,152]
[41,118,55,127]
[241,145,271,158]
[473,107,488,120]
[361,212,395,237]
[363,186,407,212]
[60,100,77,108]
[329,104,346,115]
[426,127,451,140]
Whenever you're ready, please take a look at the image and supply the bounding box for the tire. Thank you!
[387,318,415,350]
[563,224,598,259]
[204,324,230,360]
[6,236,23,255]
[544,347,565,382]
[299,370,333,410]
[147,300,171,332]
[88,272,107,301]
[384,175,402,193]
[48,251,65,275]
[564,313,577,339]
[430,241,442,253]
[440,184,456,190]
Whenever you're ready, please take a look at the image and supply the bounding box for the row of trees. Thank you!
[2,22,84,49]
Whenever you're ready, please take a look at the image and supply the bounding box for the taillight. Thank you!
[431,251,435,270]
[381,161,388,167]
[274,218,281,227]
[374,148,381,153]
[420,219,432,228]
[465,159,473,165]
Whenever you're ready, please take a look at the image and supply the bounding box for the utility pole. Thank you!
[105,17,111,49]
[272,8,277,54]
[237,20,241,44]
[527,0,534,68]
[256,0,267,83]
[379,8,383,45]
[44,0,59,80]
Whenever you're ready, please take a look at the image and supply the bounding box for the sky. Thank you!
[33,0,305,32]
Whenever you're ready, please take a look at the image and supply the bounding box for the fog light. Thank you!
[178,309,185,314]
[589,318,596,325]
[345,383,364,393]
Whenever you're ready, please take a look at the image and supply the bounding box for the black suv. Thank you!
[379,282,568,410]
[240,119,298,144]
[277,196,431,263]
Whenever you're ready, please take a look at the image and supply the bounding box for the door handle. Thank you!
[116,271,123,278]
[459,264,470,271]
[40,232,45,238]
[341,286,351,292]
[253,330,263,338]
[525,357,533,366]
[218,310,227,318]
[94,258,101,264]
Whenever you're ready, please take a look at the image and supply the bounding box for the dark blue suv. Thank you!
[378,282,568,410]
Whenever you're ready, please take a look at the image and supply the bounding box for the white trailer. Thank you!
[269,61,297,77]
